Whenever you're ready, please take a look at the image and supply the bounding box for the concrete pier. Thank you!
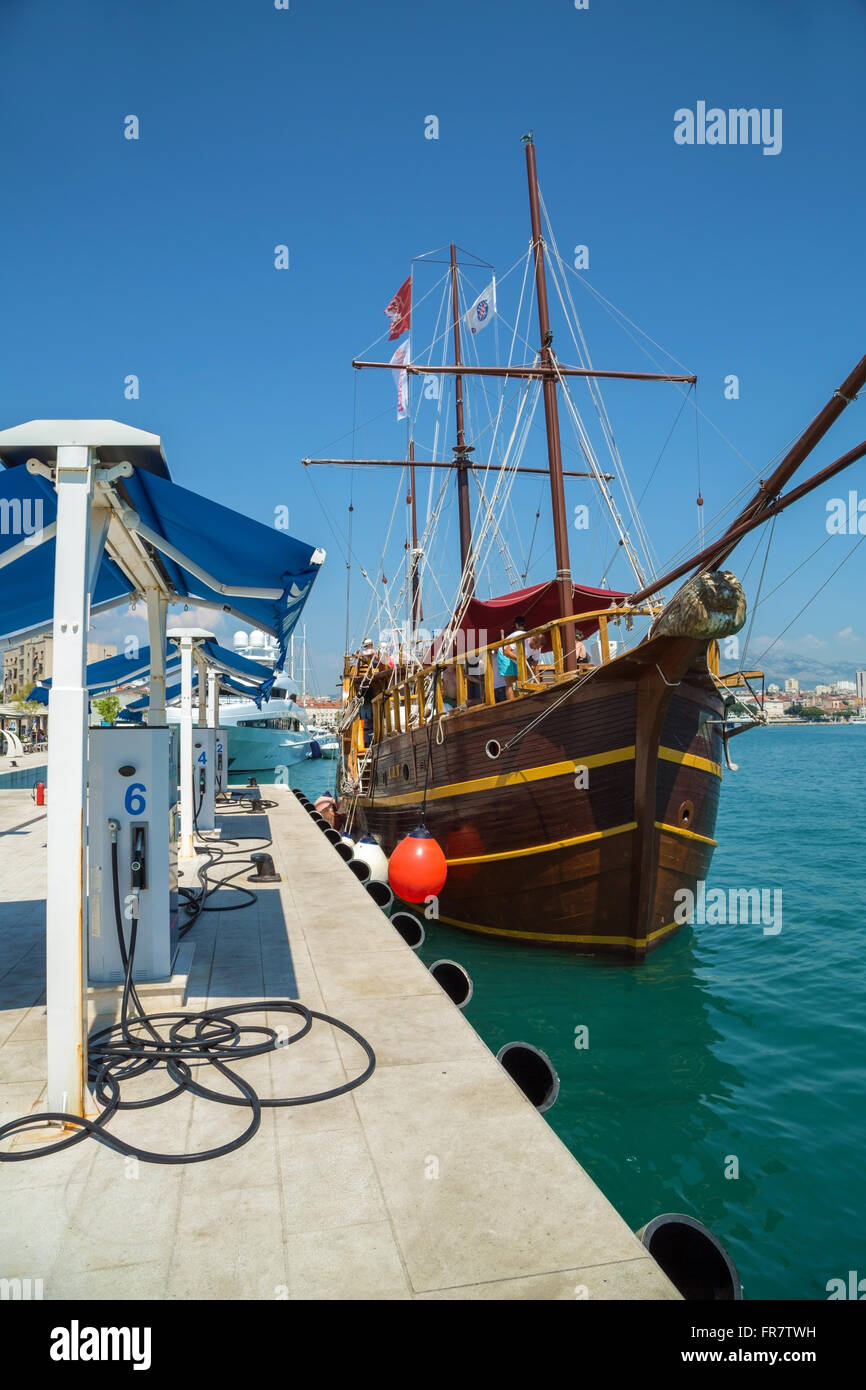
[0,750,47,790]
[0,786,678,1300]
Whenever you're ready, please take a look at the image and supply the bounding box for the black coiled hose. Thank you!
[0,817,375,1165]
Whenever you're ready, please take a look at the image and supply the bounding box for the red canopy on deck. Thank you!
[457,580,629,644]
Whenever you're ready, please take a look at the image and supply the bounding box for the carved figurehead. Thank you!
[650,569,746,641]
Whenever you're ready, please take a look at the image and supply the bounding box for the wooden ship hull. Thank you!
[351,633,724,960]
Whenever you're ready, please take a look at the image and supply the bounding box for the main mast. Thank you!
[524,135,575,669]
[407,438,422,634]
[450,243,474,593]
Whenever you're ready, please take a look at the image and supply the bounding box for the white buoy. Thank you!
[340,832,355,850]
[352,833,390,884]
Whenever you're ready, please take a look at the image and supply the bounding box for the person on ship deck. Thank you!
[499,615,529,700]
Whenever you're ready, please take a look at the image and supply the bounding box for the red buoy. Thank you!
[35,782,45,806]
[388,826,447,904]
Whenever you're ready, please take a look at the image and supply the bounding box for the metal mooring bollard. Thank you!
[248,852,281,883]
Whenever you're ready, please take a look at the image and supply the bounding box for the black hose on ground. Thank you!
[179,793,282,935]
[0,807,375,1166]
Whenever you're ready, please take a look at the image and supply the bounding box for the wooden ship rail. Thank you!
[340,606,765,784]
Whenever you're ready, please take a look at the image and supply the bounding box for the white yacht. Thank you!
[167,629,316,775]
[218,674,315,774]
[231,626,340,762]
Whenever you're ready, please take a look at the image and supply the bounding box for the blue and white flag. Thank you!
[464,280,496,336]
[390,339,410,420]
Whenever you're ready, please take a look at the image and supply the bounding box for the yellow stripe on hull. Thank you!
[658,746,721,779]
[356,744,636,808]
[654,820,718,847]
[446,820,637,866]
[436,914,681,950]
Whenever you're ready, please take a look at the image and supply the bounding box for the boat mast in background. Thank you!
[320,136,697,644]
[450,243,475,595]
[407,438,422,634]
[523,134,576,670]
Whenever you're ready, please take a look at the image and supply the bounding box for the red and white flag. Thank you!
[390,340,410,420]
[385,276,412,340]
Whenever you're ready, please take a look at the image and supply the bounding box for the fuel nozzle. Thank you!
[131,825,147,890]
[108,818,121,844]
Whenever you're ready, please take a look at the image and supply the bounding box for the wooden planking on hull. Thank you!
[369,686,637,799]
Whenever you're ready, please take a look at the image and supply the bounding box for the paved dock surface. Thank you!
[0,786,677,1300]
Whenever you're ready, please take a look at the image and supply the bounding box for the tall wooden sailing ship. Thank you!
[312,137,866,960]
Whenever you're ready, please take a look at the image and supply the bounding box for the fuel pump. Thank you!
[215,732,226,798]
[192,728,219,831]
[88,725,177,983]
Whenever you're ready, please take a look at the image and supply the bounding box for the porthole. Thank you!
[485,740,501,760]
[679,799,695,827]
[403,763,410,780]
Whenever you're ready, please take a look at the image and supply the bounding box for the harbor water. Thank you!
[270,727,866,1300]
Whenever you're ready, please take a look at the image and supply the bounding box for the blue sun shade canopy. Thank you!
[29,644,181,705]
[30,640,277,707]
[127,670,263,711]
[0,469,131,640]
[0,458,323,663]
[122,470,321,669]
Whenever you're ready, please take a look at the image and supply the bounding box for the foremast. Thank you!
[523,134,576,669]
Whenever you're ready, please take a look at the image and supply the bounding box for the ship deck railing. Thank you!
[361,605,663,744]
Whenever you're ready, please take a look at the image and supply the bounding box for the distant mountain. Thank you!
[721,654,862,689]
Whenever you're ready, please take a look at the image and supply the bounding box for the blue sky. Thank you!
[2,0,865,689]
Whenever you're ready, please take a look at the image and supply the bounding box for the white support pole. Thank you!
[194,650,208,727]
[45,445,97,1117]
[145,589,167,726]
[178,637,194,860]
[207,669,219,728]
[169,627,214,861]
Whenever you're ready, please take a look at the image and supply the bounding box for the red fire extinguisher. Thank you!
[35,782,45,806]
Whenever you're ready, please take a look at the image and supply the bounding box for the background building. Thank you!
[2,635,116,702]
[299,697,341,731]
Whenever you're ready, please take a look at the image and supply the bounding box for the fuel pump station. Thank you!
[208,668,228,800]
[189,648,227,832]
[87,724,177,982]
[192,727,219,831]
[88,603,179,984]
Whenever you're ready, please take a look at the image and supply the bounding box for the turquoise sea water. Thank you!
[285,729,866,1300]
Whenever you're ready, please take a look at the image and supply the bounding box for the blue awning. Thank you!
[1,455,323,660]
[127,680,185,712]
[126,670,266,711]
[30,640,275,708]
[120,470,321,670]
[200,640,279,698]
[0,469,133,641]
[29,645,182,704]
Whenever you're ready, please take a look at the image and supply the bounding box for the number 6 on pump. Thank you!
[124,783,147,816]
